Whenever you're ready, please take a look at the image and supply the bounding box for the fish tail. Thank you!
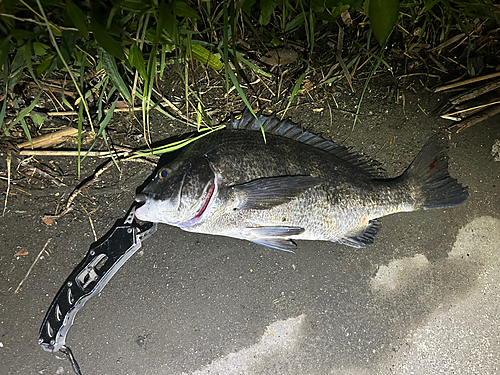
[402,135,468,210]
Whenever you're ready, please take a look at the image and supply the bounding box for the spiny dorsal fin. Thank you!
[229,110,380,177]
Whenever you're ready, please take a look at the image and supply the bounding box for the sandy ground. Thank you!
[1,86,499,374]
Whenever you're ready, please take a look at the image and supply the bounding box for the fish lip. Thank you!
[134,193,155,221]
[135,194,149,204]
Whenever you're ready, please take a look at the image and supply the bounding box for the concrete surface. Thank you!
[1,108,499,374]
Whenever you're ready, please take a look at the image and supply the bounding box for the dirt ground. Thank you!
[1,73,500,374]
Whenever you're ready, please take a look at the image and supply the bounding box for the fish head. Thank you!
[135,156,216,226]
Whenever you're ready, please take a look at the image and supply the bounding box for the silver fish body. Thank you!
[135,112,468,251]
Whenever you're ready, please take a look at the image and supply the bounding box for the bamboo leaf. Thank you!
[129,43,147,79]
[91,17,124,60]
[98,46,131,102]
[32,42,51,56]
[191,44,223,71]
[285,12,305,32]
[66,0,89,39]
[175,1,200,19]
[259,0,277,26]
[96,99,118,138]
[369,0,400,45]
[36,56,54,76]
[82,100,119,161]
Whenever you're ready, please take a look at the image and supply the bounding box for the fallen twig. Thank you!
[441,100,500,120]
[449,103,500,133]
[3,150,11,216]
[43,159,114,220]
[18,148,159,165]
[450,79,500,105]
[80,204,98,242]
[19,149,128,157]
[46,107,143,117]
[15,238,52,294]
[435,72,500,92]
[25,166,66,187]
[17,127,79,149]
[335,27,354,93]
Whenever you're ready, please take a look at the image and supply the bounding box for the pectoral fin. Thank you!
[245,226,304,252]
[250,238,298,252]
[232,176,320,210]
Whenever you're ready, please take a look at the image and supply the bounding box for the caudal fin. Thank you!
[402,135,468,210]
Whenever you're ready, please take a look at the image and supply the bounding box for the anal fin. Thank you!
[336,220,381,248]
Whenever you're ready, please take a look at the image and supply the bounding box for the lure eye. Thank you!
[158,167,171,180]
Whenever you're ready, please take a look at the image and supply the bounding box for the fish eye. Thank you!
[158,167,171,180]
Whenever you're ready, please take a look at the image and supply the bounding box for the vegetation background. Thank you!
[0,0,499,174]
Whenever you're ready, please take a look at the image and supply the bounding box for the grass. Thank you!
[0,0,499,176]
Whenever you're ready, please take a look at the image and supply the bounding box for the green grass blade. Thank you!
[2,90,42,136]
[222,3,264,142]
[19,118,33,147]
[129,124,226,158]
[134,91,180,122]
[281,63,309,118]
[0,95,8,137]
[352,51,384,132]
[82,99,118,161]
[18,43,39,86]
[228,49,271,78]
[34,0,94,132]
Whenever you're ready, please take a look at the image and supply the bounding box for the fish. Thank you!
[135,111,468,251]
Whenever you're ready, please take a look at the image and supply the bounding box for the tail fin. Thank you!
[402,135,468,210]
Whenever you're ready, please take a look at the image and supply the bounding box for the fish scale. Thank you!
[135,111,468,251]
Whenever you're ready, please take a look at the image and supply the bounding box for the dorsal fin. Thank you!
[229,110,380,177]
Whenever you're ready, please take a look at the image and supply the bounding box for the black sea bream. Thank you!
[135,112,468,251]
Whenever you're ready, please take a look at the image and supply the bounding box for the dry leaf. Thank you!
[42,217,54,226]
[341,10,352,27]
[115,101,129,109]
[301,79,314,93]
[15,247,29,256]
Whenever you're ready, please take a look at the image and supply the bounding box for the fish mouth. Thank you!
[135,194,149,204]
[134,195,150,221]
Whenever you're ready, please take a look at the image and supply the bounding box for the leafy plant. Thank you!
[0,0,499,169]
